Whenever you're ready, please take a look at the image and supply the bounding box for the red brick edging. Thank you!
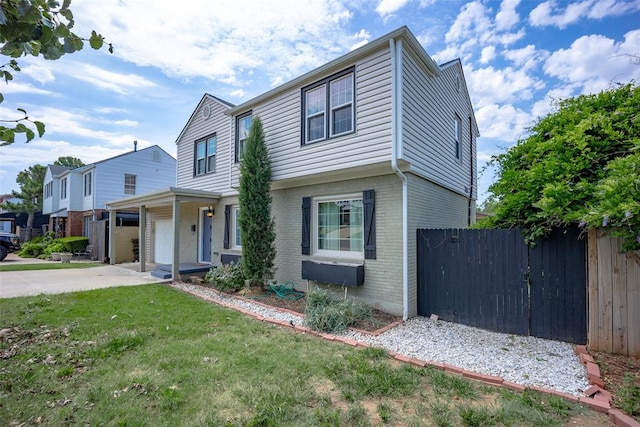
[174,284,639,427]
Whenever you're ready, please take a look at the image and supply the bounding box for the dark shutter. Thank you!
[301,197,311,255]
[223,205,231,249]
[363,190,376,259]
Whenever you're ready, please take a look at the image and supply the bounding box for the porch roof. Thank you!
[105,187,222,210]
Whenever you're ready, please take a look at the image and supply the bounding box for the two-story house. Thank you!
[43,144,176,238]
[106,26,478,319]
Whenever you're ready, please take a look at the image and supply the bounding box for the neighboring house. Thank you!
[107,26,478,319]
[42,145,176,238]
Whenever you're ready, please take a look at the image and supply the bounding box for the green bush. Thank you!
[57,236,89,253]
[18,241,47,258]
[204,263,246,292]
[304,288,373,333]
[43,241,67,255]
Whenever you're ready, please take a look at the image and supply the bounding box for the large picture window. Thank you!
[315,195,363,257]
[302,68,354,145]
[235,112,252,163]
[195,134,217,175]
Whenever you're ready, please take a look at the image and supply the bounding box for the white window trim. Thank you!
[83,172,92,197]
[454,114,462,161]
[232,206,242,249]
[312,193,364,260]
[329,73,354,138]
[302,68,355,145]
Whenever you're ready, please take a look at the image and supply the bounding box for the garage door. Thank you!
[154,219,173,264]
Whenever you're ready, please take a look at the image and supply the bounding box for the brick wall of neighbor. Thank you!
[272,173,405,316]
[67,211,84,237]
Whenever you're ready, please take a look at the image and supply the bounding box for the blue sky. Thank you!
[1,0,639,203]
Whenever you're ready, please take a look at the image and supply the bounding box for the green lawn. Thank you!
[0,285,601,426]
[0,262,103,272]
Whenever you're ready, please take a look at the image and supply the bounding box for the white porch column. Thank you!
[139,205,147,272]
[171,199,180,280]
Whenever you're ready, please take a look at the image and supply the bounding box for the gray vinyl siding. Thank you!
[94,147,176,208]
[401,47,477,199]
[406,172,471,317]
[226,48,394,189]
[271,174,405,316]
[176,98,232,191]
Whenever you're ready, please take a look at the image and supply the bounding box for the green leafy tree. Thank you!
[0,163,46,241]
[238,116,276,286]
[0,0,112,145]
[54,155,84,168]
[480,83,640,251]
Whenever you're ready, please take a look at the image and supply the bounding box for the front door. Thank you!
[200,210,212,263]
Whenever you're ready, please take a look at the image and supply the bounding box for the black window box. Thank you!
[301,260,364,287]
[221,254,242,265]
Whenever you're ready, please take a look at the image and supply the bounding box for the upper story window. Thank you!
[60,177,67,200]
[44,182,52,199]
[302,67,355,145]
[84,171,92,197]
[195,134,217,175]
[124,174,136,195]
[454,114,462,160]
[235,112,252,163]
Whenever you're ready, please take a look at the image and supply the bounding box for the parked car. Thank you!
[0,231,20,261]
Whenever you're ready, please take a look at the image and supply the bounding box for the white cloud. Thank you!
[543,30,640,93]
[376,0,410,17]
[495,0,521,30]
[65,63,157,95]
[480,46,497,64]
[503,44,550,70]
[72,0,358,88]
[475,103,533,141]
[445,1,492,44]
[0,82,57,97]
[229,89,246,98]
[465,64,545,107]
[114,120,138,127]
[529,0,640,28]
[21,66,55,85]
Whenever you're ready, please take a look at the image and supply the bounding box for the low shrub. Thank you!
[18,241,48,258]
[57,236,89,253]
[43,241,67,256]
[304,288,373,333]
[204,262,246,292]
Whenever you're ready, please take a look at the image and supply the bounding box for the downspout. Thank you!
[390,38,409,321]
[228,116,233,189]
[468,116,474,226]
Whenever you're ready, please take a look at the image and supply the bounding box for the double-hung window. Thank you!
[124,174,136,195]
[195,134,217,175]
[454,114,462,160]
[302,67,354,145]
[223,205,242,249]
[60,178,67,199]
[235,112,252,163]
[233,207,242,248]
[83,172,92,197]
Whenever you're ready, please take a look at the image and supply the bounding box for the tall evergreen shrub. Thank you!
[238,116,276,285]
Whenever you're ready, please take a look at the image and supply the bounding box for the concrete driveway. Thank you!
[0,254,169,298]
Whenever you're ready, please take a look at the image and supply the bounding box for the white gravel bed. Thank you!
[173,282,590,397]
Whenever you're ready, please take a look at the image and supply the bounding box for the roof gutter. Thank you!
[390,37,409,321]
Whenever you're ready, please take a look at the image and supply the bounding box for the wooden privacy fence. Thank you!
[588,229,640,357]
[417,228,587,344]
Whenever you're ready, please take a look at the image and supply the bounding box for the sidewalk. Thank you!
[0,254,169,298]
